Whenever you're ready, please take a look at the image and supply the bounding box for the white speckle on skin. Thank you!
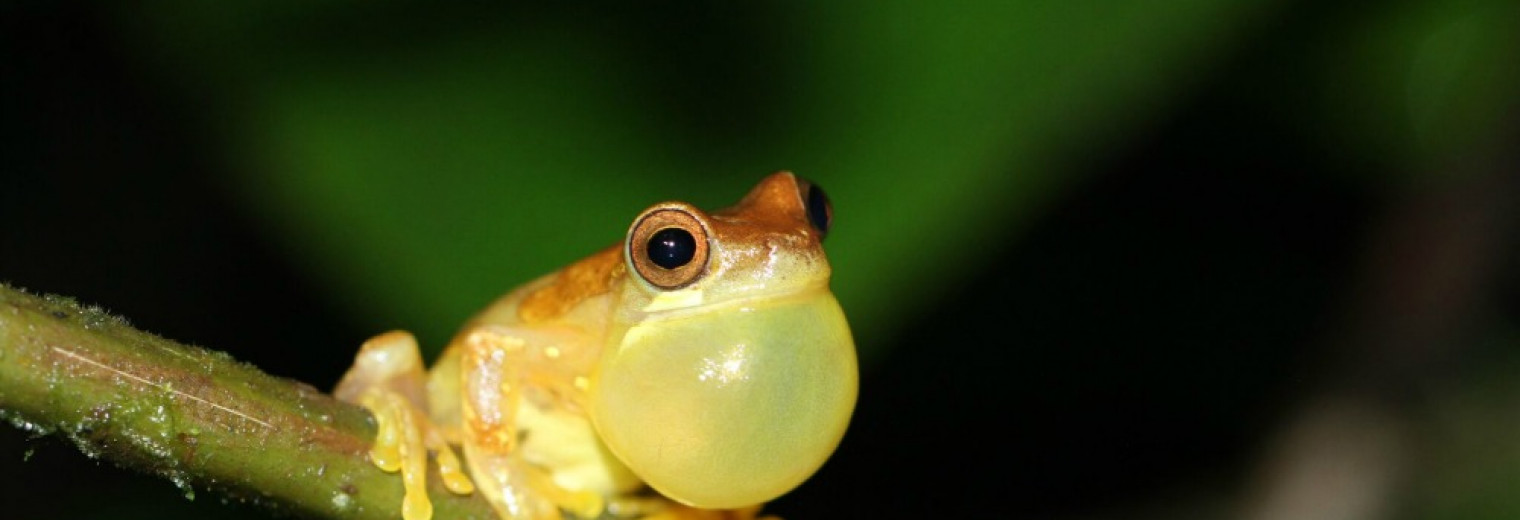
[696,344,749,387]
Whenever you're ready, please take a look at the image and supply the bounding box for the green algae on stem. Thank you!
[0,283,496,519]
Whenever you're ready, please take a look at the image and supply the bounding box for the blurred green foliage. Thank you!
[1314,0,1520,176]
[117,1,1516,360]
[124,1,1290,358]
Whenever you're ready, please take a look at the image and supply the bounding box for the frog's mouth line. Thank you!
[628,282,836,322]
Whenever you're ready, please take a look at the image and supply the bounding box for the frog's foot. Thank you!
[361,389,476,520]
[337,331,475,520]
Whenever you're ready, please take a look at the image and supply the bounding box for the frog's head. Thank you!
[590,172,858,508]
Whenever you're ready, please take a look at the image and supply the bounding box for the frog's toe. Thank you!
[401,491,434,520]
[361,395,402,472]
[432,432,476,494]
[360,390,437,520]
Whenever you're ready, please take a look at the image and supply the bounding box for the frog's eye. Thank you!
[628,207,710,289]
[797,179,832,239]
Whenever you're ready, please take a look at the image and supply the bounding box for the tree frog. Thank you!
[335,172,858,520]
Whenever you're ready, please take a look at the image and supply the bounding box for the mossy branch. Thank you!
[0,284,496,519]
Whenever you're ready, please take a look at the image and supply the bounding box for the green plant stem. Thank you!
[0,284,496,519]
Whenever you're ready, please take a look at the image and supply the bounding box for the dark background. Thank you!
[3,2,1518,519]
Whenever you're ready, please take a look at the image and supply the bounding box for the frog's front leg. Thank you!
[335,331,475,520]
[460,325,604,520]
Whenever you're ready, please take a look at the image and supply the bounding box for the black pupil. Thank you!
[647,228,696,269]
[805,184,832,237]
